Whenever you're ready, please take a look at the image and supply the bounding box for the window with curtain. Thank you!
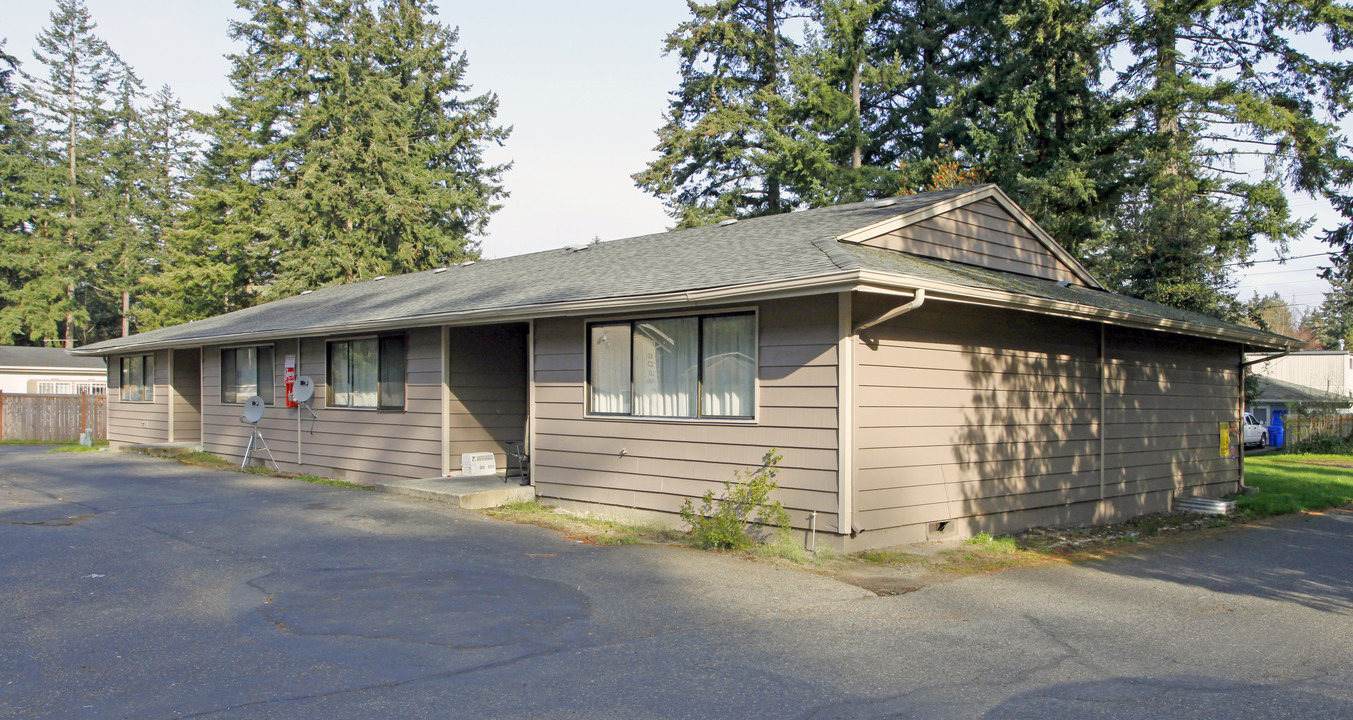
[221,346,274,404]
[328,336,406,410]
[119,354,154,403]
[588,312,755,419]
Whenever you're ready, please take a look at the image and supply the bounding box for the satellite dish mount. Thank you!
[239,395,277,470]
[293,376,318,420]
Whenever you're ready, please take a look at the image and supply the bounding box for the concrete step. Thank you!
[121,442,204,458]
[372,474,534,509]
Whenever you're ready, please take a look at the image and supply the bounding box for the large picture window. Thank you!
[221,346,274,404]
[119,354,154,403]
[328,336,406,410]
[588,312,755,419]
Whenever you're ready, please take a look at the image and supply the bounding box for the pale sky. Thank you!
[0,0,1333,319]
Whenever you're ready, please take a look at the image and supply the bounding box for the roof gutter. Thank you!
[75,268,1298,356]
[1241,350,1290,368]
[73,271,867,356]
[853,271,1299,352]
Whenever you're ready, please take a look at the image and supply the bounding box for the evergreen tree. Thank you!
[142,0,508,322]
[11,0,121,347]
[141,0,310,327]
[0,40,60,346]
[956,0,1118,259]
[634,0,808,226]
[1096,0,1349,315]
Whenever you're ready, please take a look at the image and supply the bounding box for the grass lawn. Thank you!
[1240,453,1353,518]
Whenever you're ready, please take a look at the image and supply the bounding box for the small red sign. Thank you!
[284,355,297,408]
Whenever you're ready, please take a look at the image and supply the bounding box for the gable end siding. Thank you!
[858,198,1081,283]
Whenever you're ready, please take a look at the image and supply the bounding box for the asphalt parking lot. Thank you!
[3,447,1352,719]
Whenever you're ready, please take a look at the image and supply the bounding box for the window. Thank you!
[588,312,755,419]
[119,354,154,402]
[221,346,274,404]
[327,335,406,410]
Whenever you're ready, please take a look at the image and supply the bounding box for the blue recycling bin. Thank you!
[1268,424,1284,448]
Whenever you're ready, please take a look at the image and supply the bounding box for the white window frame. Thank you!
[584,307,759,423]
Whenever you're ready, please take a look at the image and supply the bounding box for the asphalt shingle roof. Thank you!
[0,346,107,370]
[75,185,1295,354]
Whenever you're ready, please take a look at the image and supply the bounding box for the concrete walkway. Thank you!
[371,473,534,509]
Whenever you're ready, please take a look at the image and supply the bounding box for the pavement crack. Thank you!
[170,645,563,719]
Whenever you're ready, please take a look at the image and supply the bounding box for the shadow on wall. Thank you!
[949,319,1238,536]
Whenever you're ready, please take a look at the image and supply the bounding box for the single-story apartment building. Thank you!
[0,346,107,395]
[75,185,1300,550]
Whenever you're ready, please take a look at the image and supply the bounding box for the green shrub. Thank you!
[1285,434,1353,455]
[679,449,792,550]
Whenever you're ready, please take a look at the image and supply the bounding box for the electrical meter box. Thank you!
[461,452,497,476]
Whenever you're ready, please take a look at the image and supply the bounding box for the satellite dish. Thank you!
[293,376,314,403]
[242,395,265,424]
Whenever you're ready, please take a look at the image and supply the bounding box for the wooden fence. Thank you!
[1283,414,1353,447]
[0,392,107,443]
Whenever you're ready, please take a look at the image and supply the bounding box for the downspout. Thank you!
[296,338,303,469]
[1099,324,1106,501]
[1237,350,1290,494]
[854,289,926,335]
[844,289,929,539]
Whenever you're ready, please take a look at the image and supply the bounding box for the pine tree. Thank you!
[11,0,122,347]
[634,0,809,226]
[142,0,508,321]
[1096,0,1351,315]
[955,0,1118,259]
[0,40,60,346]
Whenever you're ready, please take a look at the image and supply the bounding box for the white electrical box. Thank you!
[461,452,497,476]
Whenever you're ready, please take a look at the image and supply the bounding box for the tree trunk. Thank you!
[764,0,781,212]
[851,62,862,169]
[122,291,130,337]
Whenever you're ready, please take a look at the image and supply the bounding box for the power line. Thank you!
[1223,251,1333,267]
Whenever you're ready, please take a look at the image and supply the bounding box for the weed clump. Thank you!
[679,449,791,550]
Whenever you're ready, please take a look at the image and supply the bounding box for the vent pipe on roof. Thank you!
[872,198,897,208]
[717,218,739,226]
[300,290,313,295]
[433,267,448,274]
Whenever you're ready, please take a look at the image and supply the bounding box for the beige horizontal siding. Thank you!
[859,199,1080,283]
[532,296,842,532]
[108,350,170,445]
[200,330,444,483]
[171,348,201,442]
[851,295,1241,541]
[445,324,529,470]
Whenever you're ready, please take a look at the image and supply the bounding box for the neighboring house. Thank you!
[74,185,1301,550]
[1245,350,1353,402]
[1248,376,1351,424]
[0,346,107,395]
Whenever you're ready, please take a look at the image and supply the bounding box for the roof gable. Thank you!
[836,185,1102,289]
